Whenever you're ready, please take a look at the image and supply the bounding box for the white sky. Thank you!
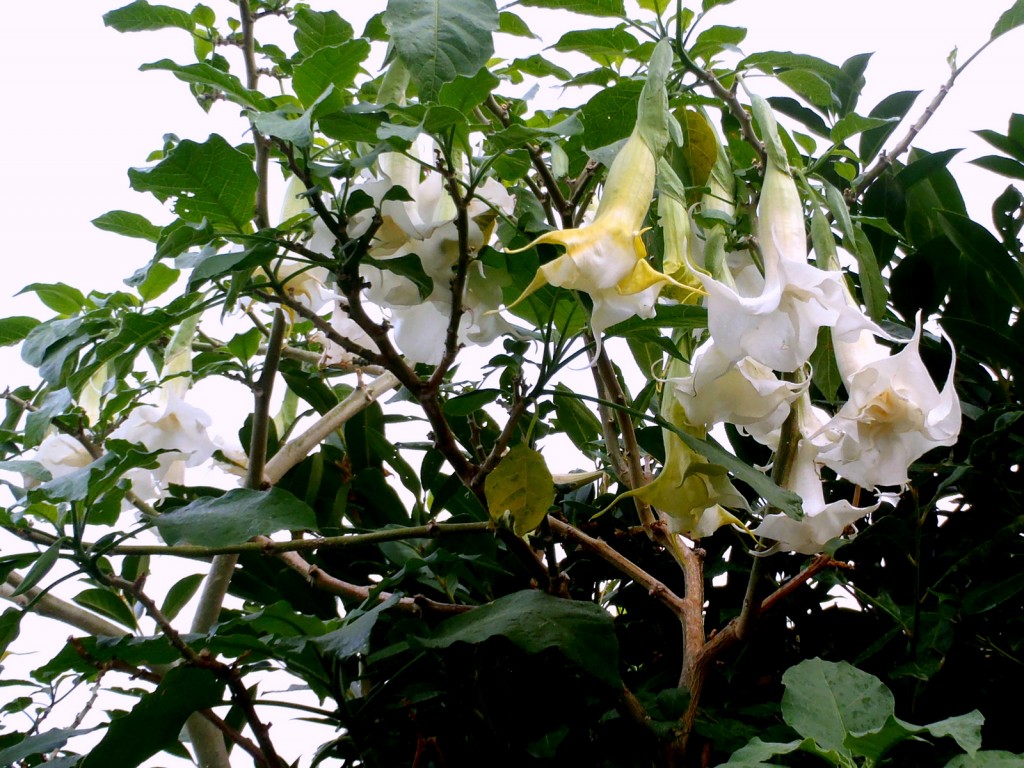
[0,1,1021,765]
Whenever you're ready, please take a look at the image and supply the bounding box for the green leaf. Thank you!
[485,445,554,536]
[552,27,639,66]
[689,24,747,62]
[292,8,353,57]
[859,90,920,163]
[128,135,258,232]
[252,107,315,149]
[946,751,1024,767]
[498,11,536,38]
[520,0,624,16]
[0,316,40,348]
[581,78,643,149]
[419,590,621,687]
[974,126,1024,163]
[24,388,72,449]
[606,303,709,335]
[9,540,64,597]
[970,155,1024,181]
[830,113,897,145]
[702,0,737,9]
[438,69,500,114]
[136,262,180,302]
[159,573,206,622]
[72,588,138,631]
[810,326,842,407]
[17,283,86,316]
[939,211,1024,307]
[314,594,401,659]
[139,59,273,111]
[444,389,501,417]
[154,487,318,547]
[778,69,836,110]
[92,210,162,242]
[292,39,371,108]
[0,608,22,657]
[896,147,963,190]
[103,0,193,32]
[552,383,602,453]
[991,0,1024,39]
[0,728,93,767]
[782,658,894,754]
[80,666,225,768]
[385,0,499,101]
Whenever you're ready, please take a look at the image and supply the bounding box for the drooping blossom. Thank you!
[811,317,961,489]
[698,146,881,372]
[22,433,93,489]
[504,128,679,341]
[753,427,879,555]
[670,340,804,444]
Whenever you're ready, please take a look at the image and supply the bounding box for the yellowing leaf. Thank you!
[484,445,554,536]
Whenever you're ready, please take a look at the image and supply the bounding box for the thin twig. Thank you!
[850,41,992,199]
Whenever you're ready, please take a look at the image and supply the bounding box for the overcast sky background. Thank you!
[0,1,1021,765]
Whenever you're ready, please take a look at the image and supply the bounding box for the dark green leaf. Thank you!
[81,666,224,768]
[128,135,258,232]
[606,303,708,335]
[520,0,624,16]
[0,608,22,657]
[9,540,64,597]
[293,8,353,57]
[896,147,963,190]
[17,283,86,316]
[0,728,93,767]
[581,79,644,149]
[970,155,1024,181]
[136,262,180,301]
[103,1,192,32]
[139,60,272,111]
[159,573,206,622]
[362,253,433,300]
[292,39,371,108]
[552,383,601,452]
[438,69,500,114]
[860,90,920,164]
[777,69,836,110]
[189,242,275,288]
[939,211,1024,306]
[0,316,40,348]
[689,24,747,62]
[385,0,499,101]
[830,114,897,146]
[782,658,893,753]
[418,590,622,687]
[72,588,138,631]
[498,11,536,38]
[443,389,500,417]
[991,0,1024,39]
[92,210,162,242]
[314,594,401,659]
[552,27,639,66]
[154,487,318,547]
[974,126,1024,163]
[809,328,842,403]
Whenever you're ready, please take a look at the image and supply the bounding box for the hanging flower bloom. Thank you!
[603,354,749,538]
[312,300,381,367]
[108,392,218,484]
[699,160,880,372]
[811,318,961,489]
[670,340,805,443]
[753,426,879,555]
[503,130,680,340]
[22,433,93,489]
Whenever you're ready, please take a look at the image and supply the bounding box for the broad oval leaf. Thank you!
[385,0,499,101]
[154,487,317,547]
[418,589,622,687]
[484,445,554,536]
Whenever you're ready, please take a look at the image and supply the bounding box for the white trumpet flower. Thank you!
[812,318,961,489]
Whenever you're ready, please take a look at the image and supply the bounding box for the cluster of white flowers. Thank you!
[668,137,961,553]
